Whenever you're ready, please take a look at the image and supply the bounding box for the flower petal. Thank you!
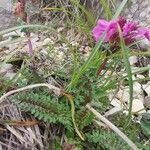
[92,19,109,42]
[123,22,138,36]
[117,17,127,29]
[107,21,118,42]
[92,17,150,46]
[138,27,150,41]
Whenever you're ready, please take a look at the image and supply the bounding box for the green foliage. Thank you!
[140,113,150,138]
[76,109,94,130]
[10,91,73,131]
[109,114,141,140]
[86,130,130,150]
[119,29,133,125]
[1,0,149,149]
[9,88,96,136]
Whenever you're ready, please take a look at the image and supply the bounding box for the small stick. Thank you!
[0,83,62,104]
[86,103,139,150]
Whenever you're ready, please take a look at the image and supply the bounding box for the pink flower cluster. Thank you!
[92,17,150,45]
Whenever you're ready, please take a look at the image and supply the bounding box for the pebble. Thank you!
[110,98,122,107]
[5,72,16,80]
[139,11,147,18]
[136,74,145,80]
[42,38,54,46]
[117,88,130,102]
[130,4,138,14]
[132,99,146,114]
[0,63,14,74]
[105,106,122,116]
[144,96,150,108]
[133,82,142,94]
[143,84,150,96]
[129,56,138,65]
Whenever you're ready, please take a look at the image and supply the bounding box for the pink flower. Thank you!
[92,19,109,42]
[92,17,150,45]
[93,17,127,43]
[123,22,138,36]
[138,27,150,41]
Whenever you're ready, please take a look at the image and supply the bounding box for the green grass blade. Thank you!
[0,24,48,36]
[99,0,112,19]
[70,0,96,25]
[113,0,128,19]
[118,26,133,126]
[67,35,105,90]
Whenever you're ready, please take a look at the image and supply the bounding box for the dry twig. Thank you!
[86,103,139,150]
[0,83,62,104]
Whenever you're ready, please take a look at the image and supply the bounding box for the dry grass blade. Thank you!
[6,125,26,143]
[0,83,62,104]
[86,103,139,150]
[5,120,39,126]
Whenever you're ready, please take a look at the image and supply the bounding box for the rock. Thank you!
[138,39,150,51]
[105,106,122,116]
[0,0,13,12]
[81,0,150,27]
[117,88,130,102]
[5,72,16,80]
[143,83,150,96]
[0,63,14,74]
[129,56,138,65]
[110,98,122,107]
[133,82,142,94]
[43,38,54,46]
[2,30,21,38]
[132,99,146,114]
[0,7,16,31]
[136,74,145,80]
[56,51,64,61]
[0,63,16,80]
[123,0,150,27]
[144,96,150,108]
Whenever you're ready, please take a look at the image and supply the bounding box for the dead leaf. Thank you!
[0,119,39,126]
[14,1,27,22]
[7,120,39,126]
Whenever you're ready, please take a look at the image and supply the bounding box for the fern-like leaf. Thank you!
[10,91,73,131]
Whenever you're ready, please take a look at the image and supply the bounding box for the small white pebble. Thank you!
[139,11,147,18]
[110,98,122,107]
[105,106,122,116]
[123,110,129,116]
[57,27,64,32]
[133,82,142,94]
[41,49,48,55]
[130,4,138,13]
[56,51,64,61]
[70,41,79,47]
[141,0,149,7]
[131,99,146,114]
[43,38,54,46]
[117,88,130,102]
[136,74,145,80]
[143,84,150,96]
[129,56,137,65]
[144,96,150,108]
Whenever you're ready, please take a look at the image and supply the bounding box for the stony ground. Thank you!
[0,0,150,149]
